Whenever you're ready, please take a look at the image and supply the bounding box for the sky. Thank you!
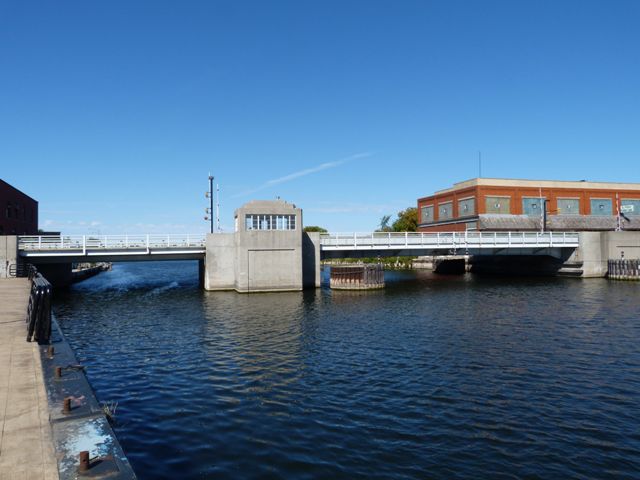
[1,0,639,234]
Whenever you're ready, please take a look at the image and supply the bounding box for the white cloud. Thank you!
[232,152,373,198]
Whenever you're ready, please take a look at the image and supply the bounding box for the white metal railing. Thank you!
[18,234,207,253]
[319,231,580,250]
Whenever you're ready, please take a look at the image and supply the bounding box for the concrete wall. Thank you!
[203,200,321,293]
[302,232,321,288]
[204,233,236,290]
[0,235,18,278]
[565,231,640,277]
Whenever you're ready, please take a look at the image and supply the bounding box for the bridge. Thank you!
[16,231,580,262]
[2,199,634,292]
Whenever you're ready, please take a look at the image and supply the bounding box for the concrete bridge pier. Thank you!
[203,200,321,293]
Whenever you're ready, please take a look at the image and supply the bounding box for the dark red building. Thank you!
[0,179,38,235]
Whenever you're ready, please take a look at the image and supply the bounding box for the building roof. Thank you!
[0,179,38,203]
[432,178,640,196]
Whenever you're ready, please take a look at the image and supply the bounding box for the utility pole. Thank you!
[205,174,214,234]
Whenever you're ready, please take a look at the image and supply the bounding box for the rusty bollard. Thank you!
[55,366,62,379]
[63,397,72,414]
[47,346,54,359]
[79,451,90,472]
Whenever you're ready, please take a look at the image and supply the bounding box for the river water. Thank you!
[53,261,640,479]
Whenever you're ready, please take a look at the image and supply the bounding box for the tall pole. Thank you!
[208,174,214,234]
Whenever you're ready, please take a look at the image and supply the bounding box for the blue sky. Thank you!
[1,1,639,233]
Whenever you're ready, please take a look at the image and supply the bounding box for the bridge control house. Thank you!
[417,178,640,232]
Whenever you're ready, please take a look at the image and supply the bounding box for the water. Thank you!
[53,262,640,479]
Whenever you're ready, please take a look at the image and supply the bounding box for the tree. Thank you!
[304,226,328,233]
[377,215,392,232]
[392,207,418,232]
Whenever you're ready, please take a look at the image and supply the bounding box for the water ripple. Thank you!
[53,262,640,479]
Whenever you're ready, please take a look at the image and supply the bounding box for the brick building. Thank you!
[0,179,38,235]
[417,178,640,232]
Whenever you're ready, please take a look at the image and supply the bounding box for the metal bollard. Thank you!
[55,366,62,378]
[79,451,90,472]
[47,346,54,359]
[63,397,72,414]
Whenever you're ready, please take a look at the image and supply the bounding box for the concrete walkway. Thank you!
[0,279,58,480]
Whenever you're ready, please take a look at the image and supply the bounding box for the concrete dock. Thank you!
[0,278,58,480]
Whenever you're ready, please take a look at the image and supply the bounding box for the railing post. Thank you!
[508,232,511,247]
[388,232,391,247]
[187,234,190,247]
[38,236,42,249]
[104,235,107,248]
[354,232,357,248]
[61,235,64,249]
[82,235,86,255]
[125,235,129,248]
[146,234,150,253]
[405,231,408,247]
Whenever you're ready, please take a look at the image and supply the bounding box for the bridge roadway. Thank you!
[17,231,580,263]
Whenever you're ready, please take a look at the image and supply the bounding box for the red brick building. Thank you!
[417,178,640,232]
[0,179,38,235]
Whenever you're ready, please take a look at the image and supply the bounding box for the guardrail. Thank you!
[320,231,581,250]
[18,234,207,252]
[26,273,52,344]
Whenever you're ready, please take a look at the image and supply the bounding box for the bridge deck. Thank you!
[17,232,580,262]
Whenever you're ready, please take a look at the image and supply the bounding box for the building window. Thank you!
[557,198,580,215]
[621,199,640,216]
[522,197,545,216]
[438,202,453,220]
[245,214,296,230]
[485,196,511,214]
[590,198,612,216]
[421,205,434,223]
[458,198,475,217]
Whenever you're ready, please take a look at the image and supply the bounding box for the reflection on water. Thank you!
[54,262,640,479]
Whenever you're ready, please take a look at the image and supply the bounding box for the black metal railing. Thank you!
[9,262,37,279]
[26,273,52,344]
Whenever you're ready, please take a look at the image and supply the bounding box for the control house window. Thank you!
[522,197,545,216]
[621,199,640,216]
[590,199,612,216]
[245,214,296,230]
[458,198,475,217]
[485,196,511,214]
[438,202,453,220]
[421,205,434,224]
[557,198,580,215]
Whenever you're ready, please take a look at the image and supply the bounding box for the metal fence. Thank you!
[26,273,52,344]
[320,231,581,250]
[18,234,207,252]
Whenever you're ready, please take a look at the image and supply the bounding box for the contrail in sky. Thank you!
[232,152,373,198]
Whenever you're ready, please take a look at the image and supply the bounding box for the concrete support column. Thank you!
[303,232,321,288]
[0,236,18,278]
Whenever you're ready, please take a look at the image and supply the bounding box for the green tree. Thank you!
[304,226,328,233]
[392,207,418,232]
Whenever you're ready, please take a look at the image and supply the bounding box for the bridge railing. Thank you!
[18,234,207,252]
[319,231,580,249]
